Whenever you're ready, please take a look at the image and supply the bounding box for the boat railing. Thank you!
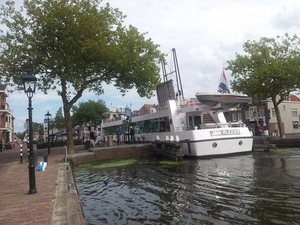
[174,127,186,132]
[228,121,245,127]
[200,122,245,129]
[103,105,168,123]
[200,123,218,129]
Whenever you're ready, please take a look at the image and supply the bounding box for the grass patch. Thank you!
[92,158,138,169]
[253,148,300,153]
[159,160,188,166]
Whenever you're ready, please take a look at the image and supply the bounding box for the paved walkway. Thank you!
[0,142,86,225]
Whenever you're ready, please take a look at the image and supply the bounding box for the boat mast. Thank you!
[161,59,168,83]
[158,48,185,107]
[172,48,185,101]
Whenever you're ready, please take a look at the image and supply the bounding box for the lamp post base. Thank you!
[28,160,37,195]
[28,189,37,195]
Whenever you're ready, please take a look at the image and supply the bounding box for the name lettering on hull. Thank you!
[210,129,241,136]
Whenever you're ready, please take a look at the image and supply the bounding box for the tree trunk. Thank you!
[63,104,75,154]
[273,101,286,138]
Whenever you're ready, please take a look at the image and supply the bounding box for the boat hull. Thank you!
[124,127,253,157]
[145,127,253,157]
[180,136,253,157]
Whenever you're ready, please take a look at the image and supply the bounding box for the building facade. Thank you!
[224,94,300,136]
[0,84,14,145]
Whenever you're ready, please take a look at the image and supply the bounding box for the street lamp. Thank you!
[22,69,37,195]
[45,111,52,155]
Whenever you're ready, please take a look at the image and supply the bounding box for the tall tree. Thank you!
[72,99,109,128]
[227,34,300,138]
[0,0,163,153]
[53,107,65,130]
[32,122,43,135]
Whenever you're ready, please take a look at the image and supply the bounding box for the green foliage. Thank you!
[0,0,163,153]
[36,138,82,149]
[32,122,43,134]
[72,99,109,126]
[92,158,138,169]
[53,107,65,130]
[227,34,300,138]
[227,34,300,103]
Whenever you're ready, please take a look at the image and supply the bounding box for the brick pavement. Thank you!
[0,142,85,225]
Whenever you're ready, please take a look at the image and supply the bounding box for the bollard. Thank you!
[44,154,48,164]
[64,146,67,163]
[68,183,72,192]
[20,144,23,164]
[27,140,29,160]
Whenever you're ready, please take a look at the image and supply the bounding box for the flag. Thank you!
[218,69,230,93]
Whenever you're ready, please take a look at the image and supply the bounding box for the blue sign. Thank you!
[124,107,131,116]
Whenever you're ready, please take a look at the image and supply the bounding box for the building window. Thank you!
[245,110,250,119]
[283,105,286,111]
[237,112,242,121]
[292,121,299,129]
[248,107,256,120]
[232,112,237,122]
[259,107,265,117]
[271,108,276,117]
[292,108,298,117]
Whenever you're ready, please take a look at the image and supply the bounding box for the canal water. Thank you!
[73,149,300,225]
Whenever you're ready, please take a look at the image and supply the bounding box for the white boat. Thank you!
[196,69,252,110]
[101,49,253,157]
[195,92,251,110]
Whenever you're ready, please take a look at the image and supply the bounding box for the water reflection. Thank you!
[73,150,300,225]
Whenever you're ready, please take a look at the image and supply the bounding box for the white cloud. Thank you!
[7,0,300,132]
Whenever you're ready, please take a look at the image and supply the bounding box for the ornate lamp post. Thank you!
[22,69,37,194]
[45,111,52,155]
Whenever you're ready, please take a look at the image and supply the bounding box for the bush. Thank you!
[36,139,82,149]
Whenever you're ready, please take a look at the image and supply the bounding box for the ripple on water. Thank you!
[74,153,300,225]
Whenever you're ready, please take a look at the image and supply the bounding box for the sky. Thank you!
[5,0,300,133]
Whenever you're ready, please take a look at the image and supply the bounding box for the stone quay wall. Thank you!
[68,144,151,167]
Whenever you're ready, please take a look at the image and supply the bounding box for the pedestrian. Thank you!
[116,127,120,145]
[95,134,101,146]
[257,124,263,136]
[119,126,123,144]
[129,126,135,144]
[90,130,95,146]
[119,126,123,135]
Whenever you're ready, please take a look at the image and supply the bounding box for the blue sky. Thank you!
[6,0,300,132]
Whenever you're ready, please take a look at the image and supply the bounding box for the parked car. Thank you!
[5,142,14,150]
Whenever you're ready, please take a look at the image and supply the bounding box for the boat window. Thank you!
[105,125,120,135]
[135,117,170,133]
[237,112,242,121]
[189,116,193,126]
[232,112,237,122]
[194,116,201,127]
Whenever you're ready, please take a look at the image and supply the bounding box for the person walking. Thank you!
[257,124,263,136]
[90,130,96,146]
[116,128,120,145]
[119,126,123,144]
[119,126,123,135]
[129,126,135,144]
